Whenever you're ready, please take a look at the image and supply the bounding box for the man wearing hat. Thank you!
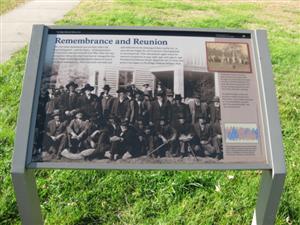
[79,83,101,119]
[209,96,221,124]
[142,83,153,97]
[191,94,209,124]
[43,110,68,158]
[100,84,114,120]
[171,94,191,127]
[63,81,80,119]
[67,111,89,153]
[150,91,168,129]
[111,87,129,121]
[126,88,138,124]
[176,113,196,158]
[165,89,174,125]
[152,116,177,158]
[155,81,166,97]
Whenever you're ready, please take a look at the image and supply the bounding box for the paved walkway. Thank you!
[0,0,80,63]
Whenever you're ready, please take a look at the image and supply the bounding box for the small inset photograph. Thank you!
[206,42,251,73]
[224,123,259,144]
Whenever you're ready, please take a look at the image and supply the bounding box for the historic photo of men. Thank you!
[206,42,251,73]
[33,70,223,163]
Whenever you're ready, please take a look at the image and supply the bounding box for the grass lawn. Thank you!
[0,0,27,15]
[0,0,299,224]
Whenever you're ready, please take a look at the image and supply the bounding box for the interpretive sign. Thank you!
[12,26,285,225]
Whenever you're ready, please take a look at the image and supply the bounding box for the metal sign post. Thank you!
[11,26,285,225]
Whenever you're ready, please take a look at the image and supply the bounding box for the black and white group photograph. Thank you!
[33,69,223,164]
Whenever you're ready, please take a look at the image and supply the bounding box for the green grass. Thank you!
[0,0,27,15]
[1,0,300,224]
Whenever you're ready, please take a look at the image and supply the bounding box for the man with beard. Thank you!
[43,110,68,159]
[193,116,215,158]
[100,84,114,120]
[67,112,89,153]
[171,94,191,127]
[79,83,101,120]
[152,116,177,158]
[111,87,129,121]
[176,114,196,158]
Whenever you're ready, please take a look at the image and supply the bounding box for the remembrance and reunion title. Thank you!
[55,37,168,45]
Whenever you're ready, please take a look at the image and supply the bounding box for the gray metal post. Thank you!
[252,170,285,225]
[251,30,286,225]
[11,25,47,225]
[11,171,43,225]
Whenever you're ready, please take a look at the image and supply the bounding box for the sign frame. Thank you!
[11,25,285,225]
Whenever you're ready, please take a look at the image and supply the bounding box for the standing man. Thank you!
[100,84,114,120]
[209,96,221,124]
[63,81,79,120]
[79,83,101,120]
[111,87,129,121]
[150,92,168,129]
[165,89,174,124]
[172,94,191,127]
[43,110,68,159]
[126,89,138,125]
[211,118,223,159]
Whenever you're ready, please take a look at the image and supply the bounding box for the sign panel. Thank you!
[29,28,268,167]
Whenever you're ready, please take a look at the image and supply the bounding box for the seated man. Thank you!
[152,116,177,158]
[43,110,68,159]
[176,114,196,158]
[109,120,140,160]
[67,112,89,153]
[193,116,215,158]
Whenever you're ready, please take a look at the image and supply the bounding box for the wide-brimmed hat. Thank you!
[66,81,78,89]
[174,94,182,101]
[81,83,94,92]
[103,84,111,91]
[117,87,126,93]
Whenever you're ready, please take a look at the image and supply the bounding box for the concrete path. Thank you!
[0,0,80,63]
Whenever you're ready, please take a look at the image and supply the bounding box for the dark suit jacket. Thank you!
[111,98,129,120]
[79,94,101,118]
[150,100,168,123]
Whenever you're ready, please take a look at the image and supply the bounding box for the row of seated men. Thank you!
[35,81,223,160]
